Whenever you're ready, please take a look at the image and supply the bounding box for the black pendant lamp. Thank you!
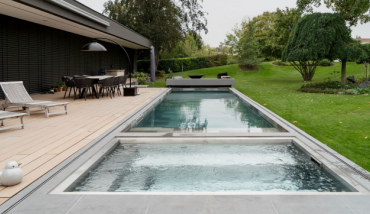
[81,40,107,52]
[81,38,136,96]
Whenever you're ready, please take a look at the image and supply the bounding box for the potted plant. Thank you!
[51,84,58,92]
[61,82,67,91]
[57,82,64,92]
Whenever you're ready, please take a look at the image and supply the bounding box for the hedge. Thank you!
[137,54,228,73]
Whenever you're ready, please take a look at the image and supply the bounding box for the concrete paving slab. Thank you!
[337,195,370,214]
[68,195,151,214]
[7,194,82,214]
[269,195,355,214]
[147,196,210,214]
[208,195,277,214]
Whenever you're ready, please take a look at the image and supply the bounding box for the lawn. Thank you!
[153,62,370,171]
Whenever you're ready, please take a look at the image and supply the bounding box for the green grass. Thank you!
[153,62,370,171]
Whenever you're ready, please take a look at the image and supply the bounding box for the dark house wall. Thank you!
[0,14,133,99]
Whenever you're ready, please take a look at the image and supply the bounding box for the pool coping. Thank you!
[1,87,370,214]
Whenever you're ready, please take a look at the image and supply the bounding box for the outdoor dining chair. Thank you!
[112,76,121,96]
[119,75,128,89]
[73,78,95,100]
[63,78,76,99]
[99,77,114,99]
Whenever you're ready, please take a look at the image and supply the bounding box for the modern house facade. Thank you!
[0,0,152,99]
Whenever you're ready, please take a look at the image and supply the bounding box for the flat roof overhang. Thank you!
[0,0,152,49]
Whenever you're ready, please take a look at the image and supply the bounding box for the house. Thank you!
[0,0,153,99]
[353,38,370,44]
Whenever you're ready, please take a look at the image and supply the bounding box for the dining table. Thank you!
[79,76,116,99]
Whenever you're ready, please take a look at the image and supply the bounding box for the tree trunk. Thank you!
[341,59,347,84]
[366,62,369,79]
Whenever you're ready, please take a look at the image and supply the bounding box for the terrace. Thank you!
[0,88,166,205]
[1,0,370,213]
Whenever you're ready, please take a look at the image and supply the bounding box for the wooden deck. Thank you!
[0,88,166,205]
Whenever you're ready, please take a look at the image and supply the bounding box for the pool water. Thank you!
[71,143,351,192]
[128,91,281,133]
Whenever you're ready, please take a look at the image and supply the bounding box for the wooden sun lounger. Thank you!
[0,111,27,131]
[0,81,69,118]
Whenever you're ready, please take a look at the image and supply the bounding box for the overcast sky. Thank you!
[78,0,370,47]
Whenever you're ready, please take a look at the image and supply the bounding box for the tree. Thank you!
[339,41,366,83]
[271,8,303,58]
[229,8,301,60]
[297,0,370,82]
[249,11,277,59]
[237,20,263,69]
[103,0,208,70]
[223,23,244,56]
[297,0,370,27]
[161,34,214,59]
[282,13,352,81]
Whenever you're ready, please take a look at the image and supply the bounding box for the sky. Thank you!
[78,0,370,47]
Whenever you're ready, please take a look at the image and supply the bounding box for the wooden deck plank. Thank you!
[0,198,9,206]
[21,155,57,175]
[0,88,166,199]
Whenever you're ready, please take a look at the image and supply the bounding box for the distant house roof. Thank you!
[353,38,370,44]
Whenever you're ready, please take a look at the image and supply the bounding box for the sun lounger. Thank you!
[0,81,69,118]
[0,111,27,131]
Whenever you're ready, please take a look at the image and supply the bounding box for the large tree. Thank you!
[227,8,302,60]
[297,0,370,83]
[282,13,352,81]
[237,20,263,69]
[297,0,370,27]
[103,0,208,70]
[271,8,303,58]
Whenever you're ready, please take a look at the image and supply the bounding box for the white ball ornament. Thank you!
[0,161,24,186]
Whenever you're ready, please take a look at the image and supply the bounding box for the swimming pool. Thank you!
[64,139,354,193]
[128,91,283,133]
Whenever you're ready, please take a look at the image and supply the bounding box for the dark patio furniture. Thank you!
[63,78,76,99]
[61,76,72,82]
[112,76,121,97]
[73,78,95,100]
[99,77,114,99]
[188,75,204,79]
[217,72,228,79]
[120,75,128,89]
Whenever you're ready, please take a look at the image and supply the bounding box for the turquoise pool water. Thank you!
[129,91,281,133]
[71,143,352,192]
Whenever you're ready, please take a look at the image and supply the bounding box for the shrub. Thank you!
[155,70,166,78]
[356,77,369,85]
[165,68,173,80]
[272,60,289,66]
[346,89,358,95]
[227,57,238,65]
[301,79,353,90]
[299,85,369,95]
[319,59,333,66]
[355,87,370,95]
[132,72,149,85]
[138,54,228,73]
